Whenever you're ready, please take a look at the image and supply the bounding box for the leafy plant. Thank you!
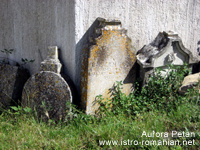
[0,48,35,66]
[98,64,195,117]
[5,106,32,116]
[135,64,191,113]
[1,49,14,54]
[21,58,35,66]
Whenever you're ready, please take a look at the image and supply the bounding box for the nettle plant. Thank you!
[0,49,35,66]
[98,64,199,117]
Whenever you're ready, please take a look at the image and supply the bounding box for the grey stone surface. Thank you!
[179,73,200,95]
[137,31,198,86]
[22,71,72,121]
[40,46,62,73]
[0,63,30,108]
[81,18,137,115]
[0,64,18,107]
[22,46,72,121]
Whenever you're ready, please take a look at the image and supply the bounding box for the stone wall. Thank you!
[0,0,200,98]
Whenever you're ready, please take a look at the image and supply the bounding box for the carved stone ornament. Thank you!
[166,52,176,62]
[137,31,198,86]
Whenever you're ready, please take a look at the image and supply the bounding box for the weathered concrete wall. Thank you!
[0,0,75,80]
[1,0,200,99]
[75,0,200,52]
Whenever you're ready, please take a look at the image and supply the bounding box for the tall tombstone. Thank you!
[81,18,137,115]
[22,46,72,121]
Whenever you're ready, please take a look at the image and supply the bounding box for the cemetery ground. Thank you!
[0,65,200,150]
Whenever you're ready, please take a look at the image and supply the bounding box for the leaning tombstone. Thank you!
[137,31,198,86]
[0,63,30,108]
[22,46,72,122]
[81,18,137,115]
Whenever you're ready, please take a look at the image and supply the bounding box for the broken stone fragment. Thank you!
[137,31,198,86]
[179,73,200,95]
[137,31,197,66]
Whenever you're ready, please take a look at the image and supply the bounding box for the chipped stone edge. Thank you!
[137,31,198,69]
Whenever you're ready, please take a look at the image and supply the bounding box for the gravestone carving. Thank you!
[137,31,198,86]
[0,64,29,108]
[22,46,72,121]
[81,18,137,115]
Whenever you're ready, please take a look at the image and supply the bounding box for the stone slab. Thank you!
[0,64,18,107]
[81,18,137,115]
[0,63,29,108]
[179,72,200,95]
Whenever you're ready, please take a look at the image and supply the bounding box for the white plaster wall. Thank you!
[75,0,200,53]
[0,0,75,80]
[0,0,200,97]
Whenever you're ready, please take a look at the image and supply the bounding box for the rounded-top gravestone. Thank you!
[22,71,72,121]
[22,46,72,121]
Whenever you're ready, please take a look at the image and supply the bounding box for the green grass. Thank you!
[0,103,199,149]
[0,64,200,149]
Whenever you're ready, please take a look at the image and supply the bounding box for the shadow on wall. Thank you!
[57,48,78,107]
[197,40,200,55]
[193,40,200,73]
[123,62,139,91]
[75,18,102,107]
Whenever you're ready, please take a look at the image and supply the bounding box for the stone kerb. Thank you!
[81,18,137,115]
[0,63,30,108]
[22,46,72,122]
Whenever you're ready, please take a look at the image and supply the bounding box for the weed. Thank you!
[1,49,14,54]
[98,64,197,117]
[21,58,35,66]
[0,48,35,66]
